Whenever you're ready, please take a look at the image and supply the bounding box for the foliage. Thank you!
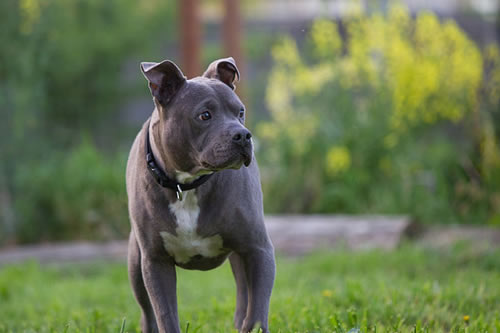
[13,138,128,243]
[0,244,499,332]
[0,0,175,244]
[258,5,500,223]
[0,0,173,143]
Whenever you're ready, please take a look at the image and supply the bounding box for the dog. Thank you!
[126,57,275,333]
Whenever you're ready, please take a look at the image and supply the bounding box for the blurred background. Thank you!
[0,0,499,246]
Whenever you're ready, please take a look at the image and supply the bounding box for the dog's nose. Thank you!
[232,129,252,146]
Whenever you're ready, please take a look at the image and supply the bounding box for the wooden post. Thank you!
[180,0,201,78]
[223,0,243,68]
[223,0,247,113]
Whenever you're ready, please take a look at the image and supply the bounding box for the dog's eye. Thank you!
[239,109,245,118]
[199,111,211,121]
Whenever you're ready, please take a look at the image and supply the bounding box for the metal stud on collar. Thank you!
[176,184,183,201]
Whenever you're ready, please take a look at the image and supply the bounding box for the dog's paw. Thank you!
[239,320,269,333]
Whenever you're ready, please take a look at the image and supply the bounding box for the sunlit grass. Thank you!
[0,243,499,332]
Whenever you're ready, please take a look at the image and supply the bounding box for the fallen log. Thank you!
[266,215,411,255]
[0,215,411,264]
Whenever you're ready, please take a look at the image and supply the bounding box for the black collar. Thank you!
[145,124,213,200]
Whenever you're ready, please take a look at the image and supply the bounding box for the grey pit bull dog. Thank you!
[126,57,276,333]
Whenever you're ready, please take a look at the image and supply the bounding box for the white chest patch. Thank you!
[160,191,223,264]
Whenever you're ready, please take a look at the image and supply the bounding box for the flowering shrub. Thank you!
[258,5,500,223]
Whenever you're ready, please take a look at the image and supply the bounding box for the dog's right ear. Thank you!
[141,60,186,107]
[203,57,240,90]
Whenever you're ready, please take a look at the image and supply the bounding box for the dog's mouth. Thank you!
[201,150,252,171]
[241,151,252,167]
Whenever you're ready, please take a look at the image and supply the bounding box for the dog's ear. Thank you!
[141,60,186,106]
[203,57,240,90]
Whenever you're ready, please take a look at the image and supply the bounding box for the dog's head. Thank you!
[141,58,252,177]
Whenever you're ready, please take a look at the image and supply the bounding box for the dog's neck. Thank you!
[148,108,180,182]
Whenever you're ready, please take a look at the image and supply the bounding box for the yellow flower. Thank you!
[321,289,333,298]
[463,315,470,322]
[311,19,342,59]
[326,146,351,176]
[20,0,41,34]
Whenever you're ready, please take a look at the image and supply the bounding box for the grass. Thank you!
[0,243,499,332]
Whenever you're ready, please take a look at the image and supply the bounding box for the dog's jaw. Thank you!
[175,170,214,184]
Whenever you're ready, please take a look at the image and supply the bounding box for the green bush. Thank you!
[258,5,500,223]
[14,138,128,243]
[0,0,175,143]
[0,0,175,244]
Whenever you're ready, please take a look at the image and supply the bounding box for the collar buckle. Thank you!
[176,184,183,201]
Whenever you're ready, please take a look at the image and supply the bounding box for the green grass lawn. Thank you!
[0,243,499,333]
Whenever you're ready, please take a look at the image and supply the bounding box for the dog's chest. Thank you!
[160,191,223,264]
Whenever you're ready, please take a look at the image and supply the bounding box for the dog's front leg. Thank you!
[229,252,249,330]
[141,256,180,333]
[240,245,276,333]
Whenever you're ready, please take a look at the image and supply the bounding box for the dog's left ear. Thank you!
[203,57,240,90]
